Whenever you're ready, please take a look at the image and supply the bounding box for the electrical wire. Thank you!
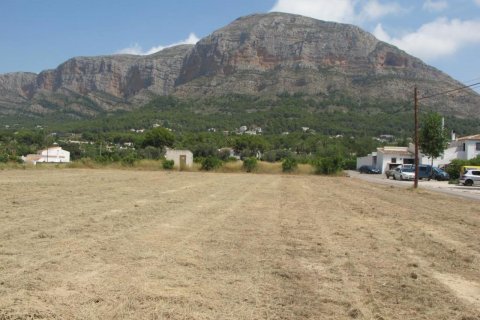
[418,82,480,100]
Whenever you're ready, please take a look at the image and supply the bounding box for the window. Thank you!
[463,143,466,151]
[472,171,480,176]
[476,143,480,151]
[391,157,397,163]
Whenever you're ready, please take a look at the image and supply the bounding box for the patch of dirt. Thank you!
[0,169,479,319]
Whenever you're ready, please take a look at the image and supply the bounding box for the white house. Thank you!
[357,146,414,173]
[165,148,193,169]
[22,146,70,165]
[357,133,480,173]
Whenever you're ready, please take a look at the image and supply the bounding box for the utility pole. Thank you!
[413,81,479,189]
[414,86,419,189]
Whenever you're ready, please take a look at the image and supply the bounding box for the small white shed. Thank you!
[165,148,193,169]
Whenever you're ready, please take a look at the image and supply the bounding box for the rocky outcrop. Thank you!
[0,12,478,117]
[174,13,479,117]
[0,45,193,115]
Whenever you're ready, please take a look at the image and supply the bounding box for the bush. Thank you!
[342,158,357,170]
[121,154,137,166]
[242,157,258,172]
[445,159,468,180]
[282,157,298,172]
[162,159,175,170]
[201,156,222,171]
[0,153,10,163]
[313,156,344,175]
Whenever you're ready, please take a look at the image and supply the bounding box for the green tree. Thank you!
[419,112,449,166]
[142,128,174,149]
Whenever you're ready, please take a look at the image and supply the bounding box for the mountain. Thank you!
[1,12,479,118]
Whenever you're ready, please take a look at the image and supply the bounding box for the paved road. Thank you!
[348,170,480,201]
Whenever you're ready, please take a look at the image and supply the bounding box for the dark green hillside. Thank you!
[3,94,477,137]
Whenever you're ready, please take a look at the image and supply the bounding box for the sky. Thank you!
[1,0,479,88]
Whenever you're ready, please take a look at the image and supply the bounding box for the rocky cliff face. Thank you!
[0,45,193,116]
[0,12,478,117]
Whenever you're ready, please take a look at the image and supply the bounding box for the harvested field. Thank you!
[0,169,479,319]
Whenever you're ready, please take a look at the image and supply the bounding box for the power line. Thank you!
[418,82,480,101]
[461,76,480,85]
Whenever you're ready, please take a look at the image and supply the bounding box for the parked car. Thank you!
[358,165,380,174]
[415,165,433,180]
[393,167,415,180]
[385,168,396,179]
[409,165,450,181]
[459,169,480,186]
[431,167,450,181]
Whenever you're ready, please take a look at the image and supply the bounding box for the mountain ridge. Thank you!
[1,12,478,118]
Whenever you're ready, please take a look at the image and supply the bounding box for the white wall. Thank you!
[38,147,70,163]
[466,141,480,160]
[165,149,193,168]
[356,155,373,169]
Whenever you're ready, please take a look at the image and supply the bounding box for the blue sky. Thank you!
[1,0,479,87]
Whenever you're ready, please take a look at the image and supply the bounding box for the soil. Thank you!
[0,169,479,319]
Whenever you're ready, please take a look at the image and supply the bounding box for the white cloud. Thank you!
[423,0,448,11]
[360,0,403,20]
[117,33,200,55]
[270,0,356,23]
[475,0,480,6]
[373,18,480,60]
[270,0,402,24]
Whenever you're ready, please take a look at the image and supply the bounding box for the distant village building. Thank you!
[165,148,193,170]
[22,146,70,165]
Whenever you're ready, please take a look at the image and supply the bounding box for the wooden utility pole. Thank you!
[414,86,419,189]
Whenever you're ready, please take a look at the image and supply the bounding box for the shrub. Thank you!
[162,159,175,170]
[121,154,137,166]
[201,156,222,171]
[313,156,344,175]
[242,157,258,172]
[445,159,468,180]
[282,157,298,173]
[0,153,10,163]
[342,158,357,170]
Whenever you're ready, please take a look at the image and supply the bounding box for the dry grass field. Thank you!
[0,169,479,319]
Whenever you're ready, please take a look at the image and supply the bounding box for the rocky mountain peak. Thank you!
[0,12,478,118]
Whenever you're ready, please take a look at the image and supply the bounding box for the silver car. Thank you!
[393,167,415,181]
[459,169,480,186]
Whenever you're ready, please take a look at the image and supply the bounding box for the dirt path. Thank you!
[0,169,479,319]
